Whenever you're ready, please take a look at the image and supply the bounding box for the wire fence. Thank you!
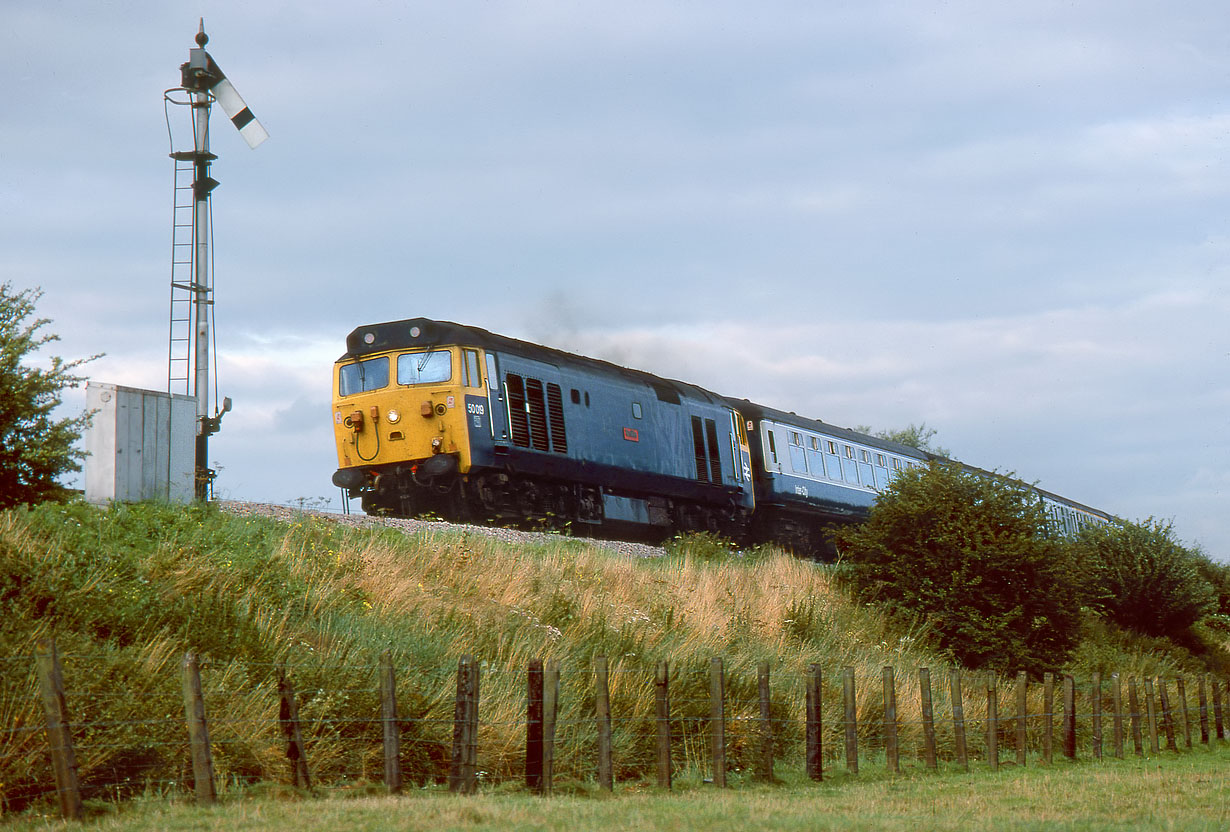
[4,638,1228,820]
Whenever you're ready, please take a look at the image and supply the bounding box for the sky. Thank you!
[3,1,1227,557]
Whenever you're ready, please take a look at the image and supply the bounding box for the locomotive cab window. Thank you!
[396,350,452,386]
[486,354,499,393]
[338,356,389,396]
[462,348,482,388]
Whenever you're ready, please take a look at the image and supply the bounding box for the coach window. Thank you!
[873,454,890,490]
[841,444,858,483]
[338,356,389,396]
[806,436,826,478]
[788,431,808,474]
[857,449,874,487]
[397,350,452,385]
[823,440,841,481]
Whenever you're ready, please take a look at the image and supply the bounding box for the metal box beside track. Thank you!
[83,382,196,504]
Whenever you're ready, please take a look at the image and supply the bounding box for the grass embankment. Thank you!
[7,748,1230,832]
[0,501,1222,816]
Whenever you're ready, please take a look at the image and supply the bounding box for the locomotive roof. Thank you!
[341,317,731,407]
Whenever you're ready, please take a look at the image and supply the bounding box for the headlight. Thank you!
[386,409,401,424]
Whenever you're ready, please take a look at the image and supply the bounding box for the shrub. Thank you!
[1074,518,1216,638]
[833,462,1086,675]
[0,283,98,508]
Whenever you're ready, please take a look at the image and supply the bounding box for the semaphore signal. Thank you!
[164,20,267,499]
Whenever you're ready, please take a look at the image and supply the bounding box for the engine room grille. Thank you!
[506,373,567,454]
[704,418,722,484]
[546,383,568,453]
[691,416,709,482]
[525,378,551,451]
[506,374,530,448]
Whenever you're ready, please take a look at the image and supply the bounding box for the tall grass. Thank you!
[0,501,1217,814]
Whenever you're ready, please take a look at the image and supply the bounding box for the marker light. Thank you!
[386,409,401,424]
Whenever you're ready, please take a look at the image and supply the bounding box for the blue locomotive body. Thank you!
[332,318,754,537]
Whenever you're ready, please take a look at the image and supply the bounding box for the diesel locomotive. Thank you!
[330,317,1109,555]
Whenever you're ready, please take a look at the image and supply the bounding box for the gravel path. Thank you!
[215,500,668,558]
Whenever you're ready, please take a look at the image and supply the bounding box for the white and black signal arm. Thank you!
[180,20,269,149]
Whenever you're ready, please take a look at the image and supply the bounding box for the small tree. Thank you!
[0,283,98,509]
[854,422,952,458]
[1073,518,1216,637]
[833,462,1086,675]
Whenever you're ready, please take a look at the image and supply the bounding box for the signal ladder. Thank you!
[166,152,212,396]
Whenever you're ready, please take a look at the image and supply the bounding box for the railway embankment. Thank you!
[1,498,1224,814]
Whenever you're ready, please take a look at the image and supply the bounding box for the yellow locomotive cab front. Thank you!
[331,345,483,512]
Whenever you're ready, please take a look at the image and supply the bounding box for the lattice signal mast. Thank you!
[165,20,267,499]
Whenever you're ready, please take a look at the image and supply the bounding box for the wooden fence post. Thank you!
[1042,672,1054,765]
[709,657,727,788]
[883,666,899,775]
[526,659,544,793]
[1111,672,1124,759]
[379,650,402,794]
[35,637,82,821]
[919,668,937,770]
[1128,676,1144,756]
[1158,679,1178,752]
[1015,671,1027,767]
[950,669,968,771]
[181,652,217,805]
[276,665,312,790]
[655,660,671,790]
[1212,678,1225,741]
[985,676,999,772]
[594,656,613,791]
[449,655,479,794]
[1198,676,1210,745]
[543,659,560,797]
[1091,672,1103,761]
[1062,674,1076,760]
[757,661,773,782]
[1144,677,1159,754]
[843,666,859,774]
[806,664,823,781]
[1176,677,1192,749]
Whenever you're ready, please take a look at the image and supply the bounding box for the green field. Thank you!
[6,747,1229,831]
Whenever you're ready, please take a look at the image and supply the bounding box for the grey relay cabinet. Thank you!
[83,382,196,504]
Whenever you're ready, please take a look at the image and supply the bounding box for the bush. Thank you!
[833,462,1086,675]
[1073,518,1216,638]
[0,283,98,509]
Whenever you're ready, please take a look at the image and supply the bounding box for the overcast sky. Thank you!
[3,1,1227,557]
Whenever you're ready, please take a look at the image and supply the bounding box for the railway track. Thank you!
[215,500,668,558]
